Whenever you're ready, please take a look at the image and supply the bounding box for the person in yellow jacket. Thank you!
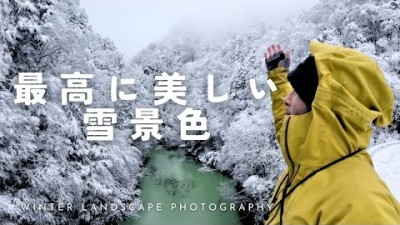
[263,40,400,225]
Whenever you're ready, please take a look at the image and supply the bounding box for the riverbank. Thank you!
[182,145,266,225]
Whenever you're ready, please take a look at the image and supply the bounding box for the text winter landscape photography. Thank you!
[1,0,400,225]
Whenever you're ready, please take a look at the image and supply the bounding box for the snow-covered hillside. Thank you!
[370,142,400,201]
[1,0,399,224]
[0,1,147,224]
[131,0,400,223]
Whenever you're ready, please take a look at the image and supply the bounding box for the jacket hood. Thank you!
[280,41,394,167]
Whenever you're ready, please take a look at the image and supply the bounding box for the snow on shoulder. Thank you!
[368,141,400,202]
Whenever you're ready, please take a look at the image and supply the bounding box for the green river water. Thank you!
[121,149,242,225]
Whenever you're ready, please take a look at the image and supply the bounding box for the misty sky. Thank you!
[80,0,319,61]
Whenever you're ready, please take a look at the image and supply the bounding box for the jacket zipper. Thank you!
[280,116,293,225]
[267,117,293,225]
[284,116,295,180]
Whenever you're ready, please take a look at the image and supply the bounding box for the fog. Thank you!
[80,0,320,59]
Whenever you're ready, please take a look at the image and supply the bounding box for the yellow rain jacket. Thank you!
[265,41,400,224]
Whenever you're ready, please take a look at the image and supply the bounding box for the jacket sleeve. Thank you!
[268,66,293,139]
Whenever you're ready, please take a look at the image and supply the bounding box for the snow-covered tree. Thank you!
[0,0,147,224]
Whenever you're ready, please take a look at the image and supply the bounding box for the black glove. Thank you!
[265,51,289,71]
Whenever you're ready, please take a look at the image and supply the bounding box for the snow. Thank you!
[243,175,271,196]
[19,1,37,13]
[369,141,400,202]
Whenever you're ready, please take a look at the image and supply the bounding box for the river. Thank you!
[121,149,242,225]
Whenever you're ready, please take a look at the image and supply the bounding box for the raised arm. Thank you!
[264,44,293,136]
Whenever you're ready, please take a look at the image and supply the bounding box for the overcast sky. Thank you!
[80,0,319,61]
